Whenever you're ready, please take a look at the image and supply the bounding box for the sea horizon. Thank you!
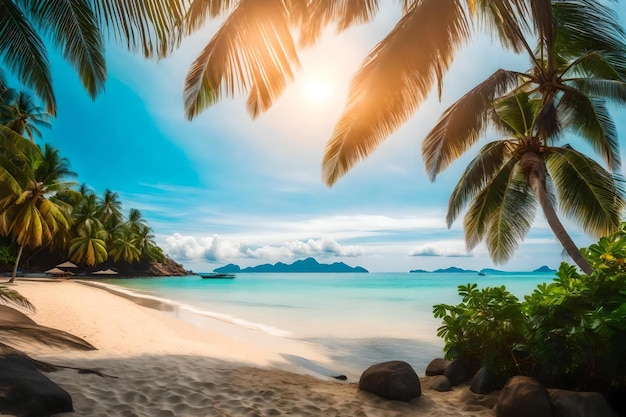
[89,271,557,378]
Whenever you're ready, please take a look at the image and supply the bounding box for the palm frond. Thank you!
[184,0,300,120]
[0,0,55,114]
[493,91,541,136]
[0,286,34,311]
[545,146,625,238]
[92,0,187,58]
[182,0,237,36]
[485,168,537,263]
[422,69,520,180]
[474,0,540,53]
[562,51,623,81]
[553,0,626,77]
[447,140,514,227]
[297,0,379,47]
[558,90,620,171]
[23,0,106,99]
[464,157,518,251]
[323,0,472,185]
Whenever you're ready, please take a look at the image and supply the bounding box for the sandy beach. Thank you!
[6,279,496,417]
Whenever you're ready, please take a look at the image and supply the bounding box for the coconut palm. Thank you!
[125,208,147,234]
[68,225,108,266]
[444,93,623,274]
[0,130,75,282]
[0,90,52,141]
[416,2,626,273]
[96,189,122,230]
[107,227,141,264]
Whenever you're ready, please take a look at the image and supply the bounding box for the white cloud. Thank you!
[163,234,363,263]
[409,243,473,258]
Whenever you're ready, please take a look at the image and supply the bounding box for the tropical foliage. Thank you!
[0,127,166,278]
[419,1,626,272]
[434,223,626,397]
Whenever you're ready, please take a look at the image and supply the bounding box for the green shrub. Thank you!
[0,245,15,265]
[434,222,626,393]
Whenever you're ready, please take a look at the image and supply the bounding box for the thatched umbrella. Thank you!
[92,269,118,275]
[56,261,78,269]
[45,268,71,277]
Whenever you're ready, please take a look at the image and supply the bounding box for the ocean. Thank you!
[94,271,556,377]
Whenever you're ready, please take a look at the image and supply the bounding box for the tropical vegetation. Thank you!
[0,107,166,282]
[433,223,626,411]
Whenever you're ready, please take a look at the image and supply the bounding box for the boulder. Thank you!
[496,376,551,417]
[444,358,473,386]
[548,389,617,417]
[425,358,450,376]
[471,366,501,395]
[429,375,452,392]
[359,361,421,401]
[0,353,73,417]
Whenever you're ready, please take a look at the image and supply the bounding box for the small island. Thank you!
[214,257,368,273]
[409,265,556,274]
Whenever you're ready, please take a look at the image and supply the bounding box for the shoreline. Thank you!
[5,279,495,417]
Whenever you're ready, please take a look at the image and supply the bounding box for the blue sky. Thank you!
[30,4,626,272]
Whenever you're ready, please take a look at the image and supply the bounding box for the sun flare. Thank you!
[301,77,333,103]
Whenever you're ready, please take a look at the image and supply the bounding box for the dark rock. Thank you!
[549,389,617,417]
[429,375,452,392]
[0,353,73,417]
[333,375,347,381]
[359,361,421,401]
[444,358,473,386]
[471,366,501,395]
[425,358,450,376]
[496,376,551,417]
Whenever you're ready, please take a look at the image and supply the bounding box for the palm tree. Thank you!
[0,1,186,115]
[0,129,75,282]
[442,92,623,274]
[96,189,122,230]
[107,226,141,264]
[410,2,626,273]
[125,208,147,234]
[0,90,52,142]
[68,225,108,266]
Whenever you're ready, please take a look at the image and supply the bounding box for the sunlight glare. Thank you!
[301,77,333,104]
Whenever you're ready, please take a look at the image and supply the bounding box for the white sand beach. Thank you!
[8,280,496,417]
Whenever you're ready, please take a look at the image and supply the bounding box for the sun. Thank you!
[301,77,333,103]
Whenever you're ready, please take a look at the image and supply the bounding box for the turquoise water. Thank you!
[95,272,556,375]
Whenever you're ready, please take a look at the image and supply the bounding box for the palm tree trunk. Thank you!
[9,244,24,284]
[521,152,594,275]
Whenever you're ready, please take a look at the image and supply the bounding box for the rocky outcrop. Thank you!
[359,361,421,401]
[147,258,188,276]
[496,376,551,417]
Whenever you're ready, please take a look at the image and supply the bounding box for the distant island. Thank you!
[409,265,556,274]
[214,257,368,273]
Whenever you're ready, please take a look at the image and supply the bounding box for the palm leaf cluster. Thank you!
[0,130,165,282]
[419,1,626,272]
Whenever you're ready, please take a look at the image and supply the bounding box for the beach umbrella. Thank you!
[56,261,78,268]
[45,267,72,276]
[92,269,118,275]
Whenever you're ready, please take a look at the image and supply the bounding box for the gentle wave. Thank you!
[78,280,292,338]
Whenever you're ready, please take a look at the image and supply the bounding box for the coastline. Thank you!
[7,279,495,417]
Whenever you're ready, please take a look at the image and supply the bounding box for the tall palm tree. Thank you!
[96,189,122,230]
[0,0,186,115]
[443,92,623,274]
[125,208,147,234]
[0,129,75,282]
[68,225,108,266]
[0,90,52,141]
